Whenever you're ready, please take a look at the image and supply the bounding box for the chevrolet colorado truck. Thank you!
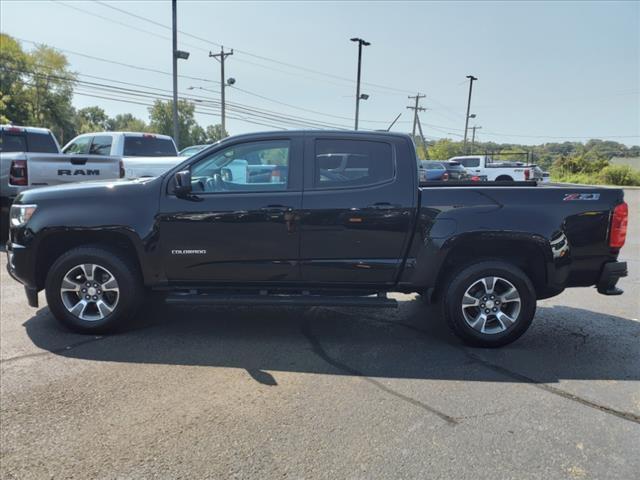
[6,131,629,347]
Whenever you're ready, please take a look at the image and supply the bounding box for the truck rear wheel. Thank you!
[45,246,143,333]
[442,260,536,347]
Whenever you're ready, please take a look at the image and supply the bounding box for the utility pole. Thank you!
[350,37,370,130]
[471,125,482,151]
[171,0,179,149]
[210,46,234,136]
[407,93,426,138]
[418,117,427,154]
[463,75,478,152]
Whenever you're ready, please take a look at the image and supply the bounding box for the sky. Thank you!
[1,0,639,146]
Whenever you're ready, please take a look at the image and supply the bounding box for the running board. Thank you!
[165,293,398,308]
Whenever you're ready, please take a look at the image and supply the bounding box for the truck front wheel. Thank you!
[443,260,536,347]
[45,246,143,333]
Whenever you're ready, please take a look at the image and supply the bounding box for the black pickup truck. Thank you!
[6,131,629,347]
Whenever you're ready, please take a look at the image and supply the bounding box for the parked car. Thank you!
[441,160,471,180]
[419,160,449,181]
[179,144,209,157]
[6,131,628,347]
[62,132,183,178]
[449,155,543,182]
[1,125,120,240]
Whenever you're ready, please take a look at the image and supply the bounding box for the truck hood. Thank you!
[14,177,160,204]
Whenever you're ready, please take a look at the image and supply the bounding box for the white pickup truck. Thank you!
[449,155,543,182]
[1,125,121,239]
[62,132,185,178]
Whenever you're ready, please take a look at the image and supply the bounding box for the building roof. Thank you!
[610,157,640,171]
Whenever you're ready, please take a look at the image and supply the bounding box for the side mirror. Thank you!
[174,170,192,196]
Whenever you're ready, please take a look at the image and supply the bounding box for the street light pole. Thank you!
[463,75,478,152]
[171,0,179,149]
[351,37,370,130]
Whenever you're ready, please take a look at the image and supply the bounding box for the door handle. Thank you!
[260,205,292,212]
[369,202,397,210]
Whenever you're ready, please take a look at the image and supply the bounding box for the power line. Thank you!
[16,68,352,130]
[14,36,215,83]
[91,0,418,96]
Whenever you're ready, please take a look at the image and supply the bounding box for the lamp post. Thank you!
[462,75,478,152]
[172,0,189,150]
[350,37,370,130]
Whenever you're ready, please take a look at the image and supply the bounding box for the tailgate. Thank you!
[24,154,121,186]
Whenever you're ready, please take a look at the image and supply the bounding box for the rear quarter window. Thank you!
[124,136,177,157]
[0,133,27,152]
[26,132,59,153]
[314,139,394,189]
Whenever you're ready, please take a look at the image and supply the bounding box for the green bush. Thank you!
[598,165,640,186]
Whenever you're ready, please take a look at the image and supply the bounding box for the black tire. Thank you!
[495,175,513,182]
[45,245,143,333]
[443,260,536,347]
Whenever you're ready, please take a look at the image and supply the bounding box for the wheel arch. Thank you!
[34,229,146,290]
[430,232,552,301]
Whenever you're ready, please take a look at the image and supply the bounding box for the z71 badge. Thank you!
[563,193,600,201]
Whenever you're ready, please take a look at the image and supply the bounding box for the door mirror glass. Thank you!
[174,170,192,196]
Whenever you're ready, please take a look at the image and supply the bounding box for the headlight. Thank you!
[9,204,37,227]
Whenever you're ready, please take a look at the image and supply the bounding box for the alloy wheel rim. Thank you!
[60,264,120,321]
[461,276,521,335]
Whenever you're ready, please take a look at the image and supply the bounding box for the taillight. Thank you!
[119,160,125,178]
[442,172,449,181]
[524,169,530,180]
[9,160,28,186]
[609,202,628,249]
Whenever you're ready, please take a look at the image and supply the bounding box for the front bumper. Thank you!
[6,241,39,307]
[596,261,627,295]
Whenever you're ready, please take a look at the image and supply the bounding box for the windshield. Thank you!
[123,136,177,157]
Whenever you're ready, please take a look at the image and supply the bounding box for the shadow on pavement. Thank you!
[21,297,640,386]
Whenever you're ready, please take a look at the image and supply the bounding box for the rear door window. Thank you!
[26,132,58,153]
[89,135,113,155]
[459,157,480,168]
[0,133,27,152]
[123,136,177,156]
[63,136,92,154]
[313,139,394,189]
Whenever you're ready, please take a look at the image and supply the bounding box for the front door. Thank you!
[300,134,416,286]
[158,136,303,284]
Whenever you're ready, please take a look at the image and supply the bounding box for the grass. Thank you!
[552,165,640,186]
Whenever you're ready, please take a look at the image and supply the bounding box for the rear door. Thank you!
[300,134,416,285]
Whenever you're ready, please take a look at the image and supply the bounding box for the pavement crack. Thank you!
[464,352,640,425]
[316,307,640,426]
[1,336,105,366]
[300,311,458,426]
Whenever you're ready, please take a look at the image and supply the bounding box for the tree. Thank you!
[108,113,148,132]
[75,106,110,133]
[148,99,205,149]
[204,124,228,143]
[0,33,34,125]
[428,139,464,160]
[0,34,77,142]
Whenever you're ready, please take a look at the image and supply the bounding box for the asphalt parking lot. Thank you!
[1,190,638,480]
